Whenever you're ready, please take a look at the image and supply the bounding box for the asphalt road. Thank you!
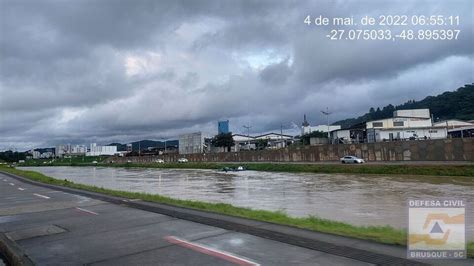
[0,172,371,265]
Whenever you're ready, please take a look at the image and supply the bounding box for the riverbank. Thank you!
[1,166,473,257]
[18,160,474,177]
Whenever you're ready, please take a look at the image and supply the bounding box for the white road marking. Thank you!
[9,183,14,186]
[164,236,259,266]
[3,179,7,182]
[33,193,50,199]
[75,207,98,215]
[18,188,25,191]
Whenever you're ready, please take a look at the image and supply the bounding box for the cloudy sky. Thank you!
[1,0,473,150]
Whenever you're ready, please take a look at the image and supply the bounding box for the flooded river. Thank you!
[20,166,473,239]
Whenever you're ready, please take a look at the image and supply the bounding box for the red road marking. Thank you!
[75,207,99,215]
[164,236,259,266]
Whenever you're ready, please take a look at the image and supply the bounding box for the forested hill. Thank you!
[334,84,474,129]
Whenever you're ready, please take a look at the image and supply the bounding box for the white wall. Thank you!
[86,144,117,156]
[179,132,204,154]
[393,109,430,119]
[366,118,432,129]
[368,127,447,142]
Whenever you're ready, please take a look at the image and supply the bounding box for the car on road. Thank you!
[155,159,165,164]
[177,158,188,163]
[340,156,365,164]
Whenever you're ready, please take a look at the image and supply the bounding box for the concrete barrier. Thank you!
[109,138,473,163]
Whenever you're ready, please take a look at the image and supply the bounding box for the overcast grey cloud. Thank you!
[0,0,473,150]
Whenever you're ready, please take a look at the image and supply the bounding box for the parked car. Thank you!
[340,156,365,164]
[177,158,188,163]
[155,159,165,164]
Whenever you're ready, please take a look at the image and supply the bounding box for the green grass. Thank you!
[1,166,473,257]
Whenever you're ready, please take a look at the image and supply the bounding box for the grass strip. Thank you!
[1,166,473,257]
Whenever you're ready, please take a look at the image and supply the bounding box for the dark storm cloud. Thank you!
[0,0,472,149]
[259,58,293,85]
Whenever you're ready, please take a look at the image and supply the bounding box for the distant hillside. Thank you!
[334,84,474,129]
[108,139,179,151]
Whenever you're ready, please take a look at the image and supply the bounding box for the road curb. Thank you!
[0,170,426,265]
[0,233,34,266]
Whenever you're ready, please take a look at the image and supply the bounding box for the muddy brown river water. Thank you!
[20,166,473,240]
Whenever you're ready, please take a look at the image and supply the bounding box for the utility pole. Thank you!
[280,123,283,139]
[242,124,252,150]
[138,141,141,162]
[321,107,332,141]
[162,137,167,154]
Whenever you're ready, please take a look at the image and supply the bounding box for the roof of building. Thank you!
[447,126,474,132]
[368,125,447,131]
[433,119,474,125]
[254,133,294,139]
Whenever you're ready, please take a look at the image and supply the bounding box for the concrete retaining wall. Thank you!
[109,138,473,163]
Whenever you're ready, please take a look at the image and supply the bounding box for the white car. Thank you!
[155,159,165,164]
[340,156,365,164]
[177,158,188,163]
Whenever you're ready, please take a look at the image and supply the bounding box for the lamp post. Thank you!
[242,124,252,150]
[280,121,297,148]
[162,137,167,154]
[321,107,332,141]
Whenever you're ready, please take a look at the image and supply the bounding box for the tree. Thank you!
[211,133,235,152]
[256,139,268,150]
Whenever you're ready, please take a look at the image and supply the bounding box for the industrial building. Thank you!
[366,109,446,143]
[301,114,341,135]
[229,132,294,152]
[448,126,474,138]
[31,149,54,159]
[55,144,87,157]
[329,109,473,143]
[86,143,118,156]
[179,132,205,154]
[218,120,230,134]
[433,119,474,129]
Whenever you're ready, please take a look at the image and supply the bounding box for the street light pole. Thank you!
[321,107,332,141]
[242,124,252,150]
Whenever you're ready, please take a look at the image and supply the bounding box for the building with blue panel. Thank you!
[218,120,229,134]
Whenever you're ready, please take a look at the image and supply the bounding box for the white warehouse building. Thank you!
[366,109,447,143]
[86,143,117,156]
